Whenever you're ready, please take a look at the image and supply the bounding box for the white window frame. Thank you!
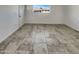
[32,5,51,14]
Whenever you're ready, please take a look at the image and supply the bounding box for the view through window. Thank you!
[32,5,50,13]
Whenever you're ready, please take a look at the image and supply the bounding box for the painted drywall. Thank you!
[25,5,64,24]
[64,5,79,31]
[0,5,25,43]
[0,5,19,43]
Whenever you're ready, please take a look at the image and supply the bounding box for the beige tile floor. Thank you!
[0,24,79,54]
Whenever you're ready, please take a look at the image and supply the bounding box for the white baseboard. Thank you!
[0,26,19,43]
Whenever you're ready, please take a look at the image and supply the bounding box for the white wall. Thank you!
[0,5,24,43]
[64,5,79,31]
[25,5,64,24]
[0,5,26,43]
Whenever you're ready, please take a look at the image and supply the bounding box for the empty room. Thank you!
[0,5,79,54]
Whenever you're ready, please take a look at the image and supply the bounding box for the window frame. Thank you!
[32,5,51,14]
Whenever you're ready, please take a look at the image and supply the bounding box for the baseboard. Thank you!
[65,23,79,32]
[0,26,19,43]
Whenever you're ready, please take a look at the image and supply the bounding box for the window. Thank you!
[32,5,50,13]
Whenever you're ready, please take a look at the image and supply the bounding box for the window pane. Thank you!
[32,5,50,13]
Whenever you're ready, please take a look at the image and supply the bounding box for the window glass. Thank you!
[32,5,50,13]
